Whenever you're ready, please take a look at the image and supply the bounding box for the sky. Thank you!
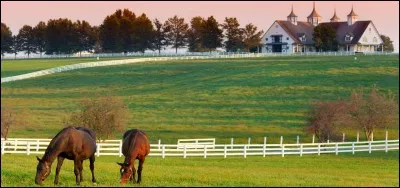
[1,1,399,52]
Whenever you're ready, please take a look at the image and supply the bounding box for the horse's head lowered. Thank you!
[117,162,133,184]
[35,156,51,185]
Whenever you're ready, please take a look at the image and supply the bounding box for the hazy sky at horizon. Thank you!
[1,1,399,52]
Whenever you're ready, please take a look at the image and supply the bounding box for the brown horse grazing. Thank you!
[35,126,97,185]
[117,129,150,184]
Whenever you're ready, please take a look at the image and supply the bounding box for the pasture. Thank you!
[1,55,398,144]
[1,150,398,186]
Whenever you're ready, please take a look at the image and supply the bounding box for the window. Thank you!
[309,48,312,51]
[286,46,289,49]
[369,28,371,33]
[266,38,268,41]
[287,37,289,40]
[373,37,377,43]
[363,36,368,42]
[276,25,279,28]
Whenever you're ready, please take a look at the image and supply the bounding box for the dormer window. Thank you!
[345,34,353,42]
[299,35,306,42]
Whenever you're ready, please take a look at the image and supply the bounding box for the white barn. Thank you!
[261,3,383,53]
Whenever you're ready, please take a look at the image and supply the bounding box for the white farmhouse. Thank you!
[261,3,383,53]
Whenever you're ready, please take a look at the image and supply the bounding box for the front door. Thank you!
[272,45,282,52]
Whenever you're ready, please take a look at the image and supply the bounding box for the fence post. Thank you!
[224,145,227,158]
[335,143,339,155]
[162,145,165,159]
[248,137,251,149]
[352,142,355,154]
[36,140,39,151]
[342,133,345,142]
[27,142,30,155]
[312,134,315,144]
[243,145,247,158]
[158,139,161,150]
[1,140,5,155]
[368,141,372,154]
[300,144,303,157]
[385,130,388,153]
[263,137,266,157]
[96,145,100,157]
[371,132,374,141]
[318,144,320,156]
[183,145,186,159]
[204,145,207,159]
[280,136,283,146]
[14,139,17,151]
[357,132,359,142]
[281,145,285,157]
[119,140,123,157]
[231,138,234,149]
[296,135,299,144]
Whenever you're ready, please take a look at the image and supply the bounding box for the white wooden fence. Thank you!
[1,137,398,158]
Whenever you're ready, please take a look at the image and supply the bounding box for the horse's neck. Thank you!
[42,138,63,165]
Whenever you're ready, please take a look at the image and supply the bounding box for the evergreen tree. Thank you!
[202,16,223,53]
[132,13,155,53]
[33,21,46,57]
[187,16,206,52]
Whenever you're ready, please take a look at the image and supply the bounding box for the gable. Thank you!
[357,22,383,44]
[262,21,297,45]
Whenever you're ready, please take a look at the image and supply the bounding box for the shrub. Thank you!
[65,96,129,141]
[347,86,398,141]
[304,101,348,142]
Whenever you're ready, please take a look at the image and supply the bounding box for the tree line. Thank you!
[1,9,264,57]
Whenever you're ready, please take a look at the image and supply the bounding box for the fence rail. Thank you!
[2,52,398,84]
[1,138,398,158]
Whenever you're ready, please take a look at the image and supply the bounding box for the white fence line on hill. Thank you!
[2,52,397,84]
[1,138,398,158]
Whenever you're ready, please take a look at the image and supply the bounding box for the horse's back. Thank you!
[122,129,150,157]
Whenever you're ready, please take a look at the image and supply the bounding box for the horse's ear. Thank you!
[36,156,42,162]
[117,162,124,166]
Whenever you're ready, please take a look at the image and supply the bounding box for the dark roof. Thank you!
[276,20,315,44]
[319,21,371,44]
[273,20,374,45]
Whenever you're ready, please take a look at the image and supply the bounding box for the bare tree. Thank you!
[66,96,129,141]
[304,101,348,142]
[1,105,17,140]
[347,86,398,141]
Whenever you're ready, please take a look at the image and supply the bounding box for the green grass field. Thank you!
[1,150,398,187]
[1,55,399,144]
[1,56,147,78]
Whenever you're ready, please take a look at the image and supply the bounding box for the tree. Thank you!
[99,15,121,53]
[312,24,338,52]
[10,35,22,59]
[1,23,13,56]
[377,35,394,52]
[222,17,244,52]
[152,18,170,55]
[45,18,78,54]
[18,25,37,57]
[165,15,189,54]
[99,9,137,54]
[66,96,129,141]
[32,21,47,57]
[186,16,206,52]
[202,16,223,54]
[304,101,348,142]
[132,13,155,53]
[346,86,398,141]
[91,26,102,53]
[74,20,97,56]
[1,105,17,140]
[242,23,263,52]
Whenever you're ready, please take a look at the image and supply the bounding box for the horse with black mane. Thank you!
[117,129,150,184]
[35,126,97,185]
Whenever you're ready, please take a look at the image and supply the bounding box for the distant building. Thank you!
[261,3,383,53]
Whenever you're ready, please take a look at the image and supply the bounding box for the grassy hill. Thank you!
[1,55,398,144]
